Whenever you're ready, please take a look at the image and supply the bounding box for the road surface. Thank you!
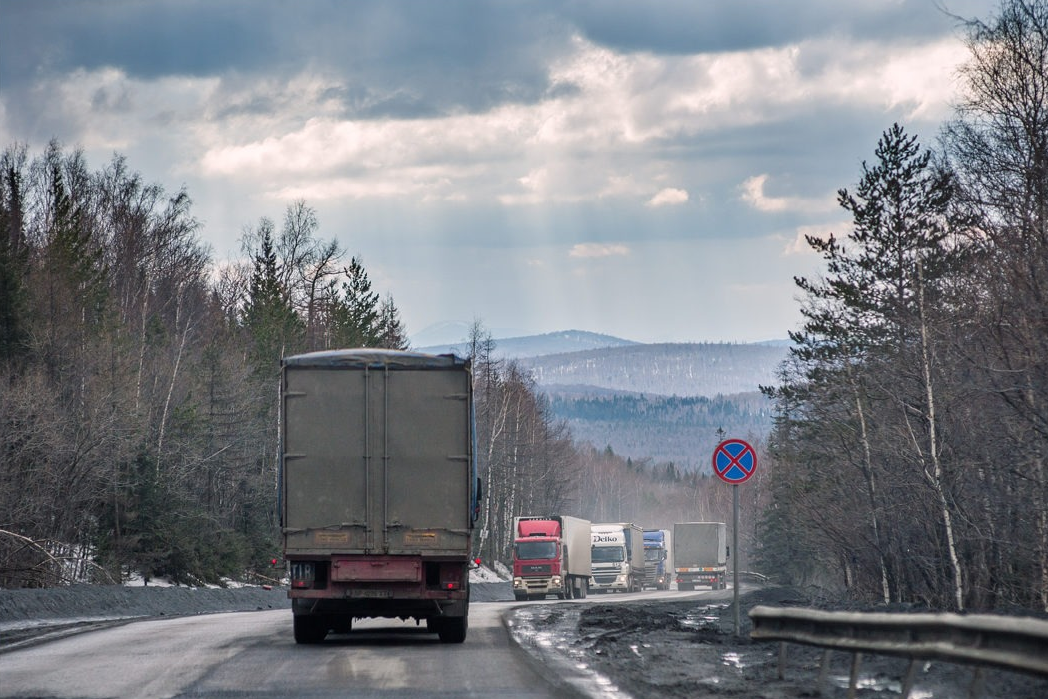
[0,601,575,699]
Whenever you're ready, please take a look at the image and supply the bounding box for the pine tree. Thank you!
[376,292,409,349]
[242,221,303,373]
[329,256,381,348]
[768,124,973,607]
[0,148,28,361]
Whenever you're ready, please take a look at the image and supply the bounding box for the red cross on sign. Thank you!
[712,439,757,484]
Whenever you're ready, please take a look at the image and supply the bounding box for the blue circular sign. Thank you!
[712,439,757,484]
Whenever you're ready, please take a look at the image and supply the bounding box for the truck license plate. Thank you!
[346,589,393,599]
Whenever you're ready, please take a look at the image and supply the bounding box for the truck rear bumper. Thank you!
[291,595,467,620]
[286,553,468,619]
[676,569,727,588]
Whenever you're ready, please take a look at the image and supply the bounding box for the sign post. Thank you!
[712,438,757,637]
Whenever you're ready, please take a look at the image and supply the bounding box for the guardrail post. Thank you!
[847,652,862,699]
[968,667,985,699]
[901,658,918,698]
[817,649,831,695]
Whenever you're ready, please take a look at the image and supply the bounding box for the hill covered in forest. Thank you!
[516,341,787,397]
[440,334,791,471]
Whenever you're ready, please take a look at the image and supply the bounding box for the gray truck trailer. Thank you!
[673,521,728,590]
[280,349,480,644]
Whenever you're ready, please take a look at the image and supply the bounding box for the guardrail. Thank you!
[737,570,769,584]
[749,605,1048,699]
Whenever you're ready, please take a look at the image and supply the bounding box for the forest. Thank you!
[0,0,1045,618]
[0,140,743,590]
[756,0,1048,612]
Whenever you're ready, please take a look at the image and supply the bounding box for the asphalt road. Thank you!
[0,602,575,699]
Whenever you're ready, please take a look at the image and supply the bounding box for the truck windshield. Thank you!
[591,546,624,563]
[644,548,663,562]
[515,541,557,561]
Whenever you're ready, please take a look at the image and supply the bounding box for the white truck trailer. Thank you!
[590,522,645,592]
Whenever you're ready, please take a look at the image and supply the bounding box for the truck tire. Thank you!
[436,614,468,644]
[293,615,328,644]
[580,579,588,598]
[514,592,527,602]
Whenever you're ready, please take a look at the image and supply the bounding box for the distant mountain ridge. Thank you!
[416,329,639,359]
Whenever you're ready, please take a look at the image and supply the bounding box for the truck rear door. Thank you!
[282,362,472,557]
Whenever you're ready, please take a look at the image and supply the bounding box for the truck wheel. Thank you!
[293,615,328,644]
[580,580,588,598]
[436,615,468,643]
[514,592,527,602]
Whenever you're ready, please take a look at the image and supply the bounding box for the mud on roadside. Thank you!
[513,587,1048,699]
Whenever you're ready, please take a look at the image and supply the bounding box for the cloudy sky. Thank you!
[0,0,995,344]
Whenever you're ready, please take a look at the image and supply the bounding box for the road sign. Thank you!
[712,439,757,484]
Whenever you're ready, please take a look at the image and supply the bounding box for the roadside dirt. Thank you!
[529,586,1048,699]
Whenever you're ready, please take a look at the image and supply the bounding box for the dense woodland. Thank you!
[757,0,1048,612]
[1,1,1044,618]
[0,150,742,588]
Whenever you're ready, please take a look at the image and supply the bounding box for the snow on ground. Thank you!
[469,563,508,583]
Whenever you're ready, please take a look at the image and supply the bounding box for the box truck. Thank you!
[512,515,591,600]
[280,349,480,644]
[673,522,728,590]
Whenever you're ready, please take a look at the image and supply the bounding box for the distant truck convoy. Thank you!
[673,522,728,590]
[590,522,645,592]
[642,528,673,590]
[280,350,480,644]
[512,515,592,600]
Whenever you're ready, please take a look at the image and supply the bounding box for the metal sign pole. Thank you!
[712,438,756,639]
[733,483,740,637]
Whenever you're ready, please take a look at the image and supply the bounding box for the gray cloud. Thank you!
[563,0,986,54]
[2,0,571,119]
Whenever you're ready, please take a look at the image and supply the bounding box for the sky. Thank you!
[0,0,997,345]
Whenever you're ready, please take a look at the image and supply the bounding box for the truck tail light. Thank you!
[440,563,463,591]
[291,562,315,589]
